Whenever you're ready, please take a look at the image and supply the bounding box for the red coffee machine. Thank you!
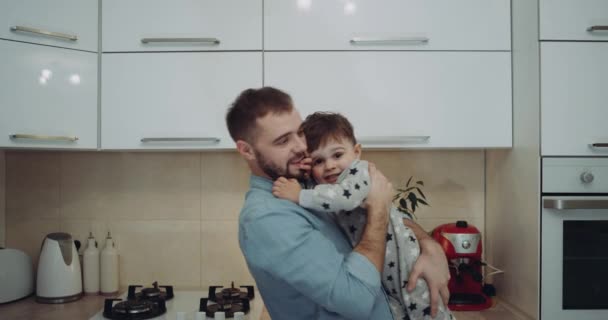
[432,220,493,311]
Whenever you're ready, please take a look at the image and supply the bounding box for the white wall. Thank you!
[0,150,5,247]
[485,0,540,318]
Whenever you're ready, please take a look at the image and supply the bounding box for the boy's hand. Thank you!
[297,157,312,179]
[272,177,302,203]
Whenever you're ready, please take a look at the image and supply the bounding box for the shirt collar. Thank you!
[249,174,274,191]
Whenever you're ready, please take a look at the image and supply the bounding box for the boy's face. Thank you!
[309,137,361,184]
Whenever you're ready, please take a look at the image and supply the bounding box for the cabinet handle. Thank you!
[358,136,430,144]
[141,38,220,44]
[10,26,78,41]
[10,134,79,142]
[141,137,221,143]
[587,25,608,33]
[589,143,608,149]
[350,37,429,45]
[544,198,608,210]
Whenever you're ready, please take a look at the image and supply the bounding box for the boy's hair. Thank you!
[299,112,357,153]
[226,87,293,143]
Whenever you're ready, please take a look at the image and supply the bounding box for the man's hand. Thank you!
[407,237,451,318]
[362,163,392,219]
[272,177,302,204]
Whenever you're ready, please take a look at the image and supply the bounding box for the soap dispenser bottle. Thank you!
[100,232,119,295]
[83,232,100,294]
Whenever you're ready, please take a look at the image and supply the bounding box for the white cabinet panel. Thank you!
[540,0,608,41]
[102,52,262,150]
[103,0,262,52]
[265,0,510,51]
[541,42,608,156]
[0,40,98,149]
[265,52,512,149]
[0,0,98,52]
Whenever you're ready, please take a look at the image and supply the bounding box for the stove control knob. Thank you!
[581,171,595,184]
[462,240,471,250]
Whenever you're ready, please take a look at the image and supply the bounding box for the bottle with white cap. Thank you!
[83,232,100,294]
[234,311,246,320]
[100,231,119,295]
[214,311,226,320]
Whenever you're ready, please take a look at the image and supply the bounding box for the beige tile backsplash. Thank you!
[4,150,484,287]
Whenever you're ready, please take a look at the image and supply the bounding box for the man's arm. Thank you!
[354,162,391,272]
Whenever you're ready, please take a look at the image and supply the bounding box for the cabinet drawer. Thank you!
[0,0,98,52]
[0,40,98,149]
[103,0,262,52]
[265,0,511,51]
[541,42,608,156]
[265,52,512,148]
[101,52,262,150]
[540,0,608,41]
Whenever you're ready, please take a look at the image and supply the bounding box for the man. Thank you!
[227,87,450,320]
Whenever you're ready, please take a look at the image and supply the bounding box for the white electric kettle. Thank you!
[36,232,83,303]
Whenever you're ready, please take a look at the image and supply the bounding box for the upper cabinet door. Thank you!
[541,42,608,156]
[265,51,512,149]
[101,52,262,150]
[264,0,511,51]
[0,0,98,52]
[0,40,98,149]
[102,0,262,52]
[540,0,608,41]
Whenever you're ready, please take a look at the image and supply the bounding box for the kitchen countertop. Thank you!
[0,294,530,320]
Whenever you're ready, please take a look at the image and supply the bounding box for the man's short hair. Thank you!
[299,112,357,154]
[226,87,294,143]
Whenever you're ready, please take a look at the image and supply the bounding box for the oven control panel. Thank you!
[543,158,608,193]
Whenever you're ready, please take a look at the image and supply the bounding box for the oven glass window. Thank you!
[563,221,608,309]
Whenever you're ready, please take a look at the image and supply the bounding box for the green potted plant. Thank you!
[393,176,429,220]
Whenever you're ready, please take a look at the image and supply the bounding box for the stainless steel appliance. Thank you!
[541,158,608,319]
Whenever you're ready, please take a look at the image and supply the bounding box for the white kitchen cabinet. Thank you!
[0,0,98,52]
[101,52,262,150]
[264,0,511,51]
[102,0,262,52]
[540,0,608,41]
[0,40,98,149]
[265,52,512,149]
[541,42,608,156]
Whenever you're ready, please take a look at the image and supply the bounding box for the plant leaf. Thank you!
[407,192,418,212]
[416,180,424,186]
[406,176,412,187]
[418,198,429,206]
[392,194,400,201]
[416,187,427,200]
[399,198,408,210]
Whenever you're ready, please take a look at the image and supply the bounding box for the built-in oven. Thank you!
[541,158,608,319]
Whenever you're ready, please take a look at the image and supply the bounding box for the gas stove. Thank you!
[89,282,263,320]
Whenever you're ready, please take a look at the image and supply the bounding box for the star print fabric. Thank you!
[299,160,454,320]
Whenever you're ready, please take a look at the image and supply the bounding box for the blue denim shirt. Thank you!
[238,175,393,320]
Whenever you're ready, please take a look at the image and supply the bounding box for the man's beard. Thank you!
[254,149,306,181]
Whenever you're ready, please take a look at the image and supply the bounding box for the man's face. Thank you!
[250,109,308,180]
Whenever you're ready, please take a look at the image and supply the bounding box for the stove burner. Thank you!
[209,282,255,303]
[114,300,153,315]
[201,282,254,318]
[127,282,174,302]
[103,298,166,320]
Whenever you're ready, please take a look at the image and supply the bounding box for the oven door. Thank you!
[542,196,608,320]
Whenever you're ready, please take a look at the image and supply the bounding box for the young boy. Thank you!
[272,112,454,320]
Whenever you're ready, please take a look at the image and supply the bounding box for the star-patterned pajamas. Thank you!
[299,160,454,320]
